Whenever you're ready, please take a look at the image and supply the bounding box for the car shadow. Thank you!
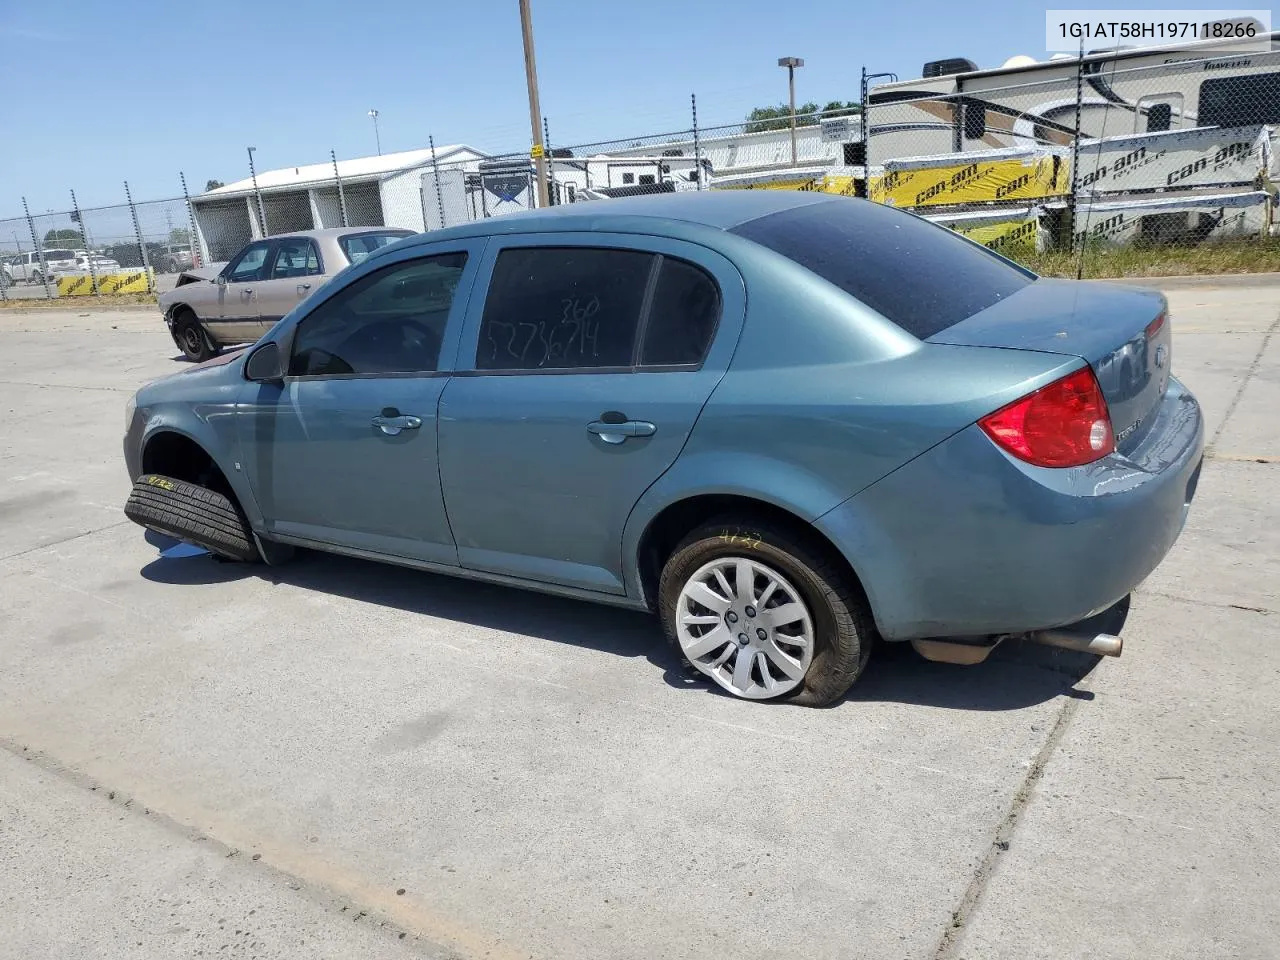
[139,539,1103,712]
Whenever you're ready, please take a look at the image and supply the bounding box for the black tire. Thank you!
[658,518,875,707]
[125,474,259,562]
[173,310,215,362]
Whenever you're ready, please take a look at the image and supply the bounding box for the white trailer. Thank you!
[865,33,1280,176]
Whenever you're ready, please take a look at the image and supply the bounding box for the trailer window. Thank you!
[731,198,1034,340]
[1199,74,1280,126]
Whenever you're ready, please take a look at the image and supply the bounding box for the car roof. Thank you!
[401,191,839,246]
[266,226,416,242]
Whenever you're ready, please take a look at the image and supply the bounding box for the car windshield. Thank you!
[43,249,75,261]
[730,199,1035,340]
[340,231,413,265]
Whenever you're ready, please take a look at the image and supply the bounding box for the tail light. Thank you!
[979,367,1114,468]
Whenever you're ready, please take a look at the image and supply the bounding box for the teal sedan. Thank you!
[123,192,1203,705]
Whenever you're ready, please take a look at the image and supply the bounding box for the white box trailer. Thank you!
[420,155,709,230]
[1077,125,1273,194]
[865,33,1280,176]
[1074,190,1272,245]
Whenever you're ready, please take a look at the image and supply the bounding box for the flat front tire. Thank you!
[125,474,259,562]
[658,519,873,706]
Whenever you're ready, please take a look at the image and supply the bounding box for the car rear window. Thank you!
[340,231,413,265]
[44,250,75,261]
[730,199,1035,339]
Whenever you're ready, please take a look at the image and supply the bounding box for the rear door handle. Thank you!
[297,283,311,296]
[587,420,657,444]
[371,414,423,436]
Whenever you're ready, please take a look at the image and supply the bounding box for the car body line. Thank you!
[266,530,650,611]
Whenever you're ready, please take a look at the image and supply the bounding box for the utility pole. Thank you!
[778,56,804,167]
[519,0,550,208]
[368,109,382,155]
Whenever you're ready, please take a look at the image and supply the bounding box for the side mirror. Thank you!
[244,341,284,383]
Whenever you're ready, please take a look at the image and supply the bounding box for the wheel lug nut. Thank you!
[726,611,738,623]
[757,628,767,641]
[737,633,749,645]
[745,605,756,618]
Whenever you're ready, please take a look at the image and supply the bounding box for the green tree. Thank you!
[744,99,861,134]
[43,228,85,246]
[205,179,224,191]
[169,227,191,244]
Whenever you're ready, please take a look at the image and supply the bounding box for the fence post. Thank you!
[179,172,203,267]
[69,189,98,294]
[331,150,349,227]
[428,134,445,230]
[124,181,153,294]
[247,147,267,237]
[543,116,556,205]
[1070,41,1085,271]
[22,197,52,300]
[691,93,703,190]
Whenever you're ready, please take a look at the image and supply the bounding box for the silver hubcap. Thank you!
[675,556,814,700]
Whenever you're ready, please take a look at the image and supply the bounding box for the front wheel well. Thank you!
[141,432,234,500]
[635,494,870,613]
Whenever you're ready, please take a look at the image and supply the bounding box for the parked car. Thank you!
[75,253,121,273]
[156,228,415,361]
[155,243,194,273]
[3,249,81,284]
[123,193,1203,705]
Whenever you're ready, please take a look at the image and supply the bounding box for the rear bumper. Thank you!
[818,376,1204,641]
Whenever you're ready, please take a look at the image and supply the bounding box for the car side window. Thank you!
[289,252,468,377]
[640,257,721,366]
[225,242,272,283]
[270,238,321,279]
[476,247,655,371]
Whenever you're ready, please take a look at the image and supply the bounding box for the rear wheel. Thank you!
[658,519,873,706]
[173,310,215,362]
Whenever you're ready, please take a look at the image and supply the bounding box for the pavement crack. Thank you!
[931,696,1081,960]
[0,519,130,562]
[0,735,519,960]
[0,378,134,393]
[1207,311,1280,454]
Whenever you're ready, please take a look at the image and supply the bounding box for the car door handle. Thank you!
[587,420,657,444]
[297,283,311,295]
[241,288,253,299]
[371,414,423,436]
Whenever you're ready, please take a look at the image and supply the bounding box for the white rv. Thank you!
[865,32,1280,169]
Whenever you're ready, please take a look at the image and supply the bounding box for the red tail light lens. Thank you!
[979,367,1114,468]
[1145,312,1167,339]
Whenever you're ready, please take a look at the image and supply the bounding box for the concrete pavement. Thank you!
[0,280,1277,959]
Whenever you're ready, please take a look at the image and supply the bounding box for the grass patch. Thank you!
[0,291,158,310]
[1016,237,1280,279]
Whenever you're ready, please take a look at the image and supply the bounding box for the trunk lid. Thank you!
[928,278,1171,453]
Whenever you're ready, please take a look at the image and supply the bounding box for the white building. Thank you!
[191,144,485,260]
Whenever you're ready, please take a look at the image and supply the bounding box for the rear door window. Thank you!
[640,258,721,366]
[476,247,655,371]
[340,231,414,265]
[730,199,1034,339]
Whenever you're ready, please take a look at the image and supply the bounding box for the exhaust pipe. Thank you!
[1028,629,1123,657]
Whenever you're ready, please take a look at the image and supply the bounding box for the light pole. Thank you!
[246,146,267,237]
[368,109,382,156]
[519,0,550,208]
[778,56,804,167]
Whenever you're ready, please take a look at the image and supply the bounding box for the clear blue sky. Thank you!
[0,0,1178,214]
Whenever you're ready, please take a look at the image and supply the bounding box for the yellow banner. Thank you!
[58,270,154,296]
[715,174,863,195]
[944,216,1039,254]
[870,154,1069,208]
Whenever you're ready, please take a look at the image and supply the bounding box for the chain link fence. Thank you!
[862,47,1280,261]
[3,42,1276,302]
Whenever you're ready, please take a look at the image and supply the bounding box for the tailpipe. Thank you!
[1027,629,1123,657]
